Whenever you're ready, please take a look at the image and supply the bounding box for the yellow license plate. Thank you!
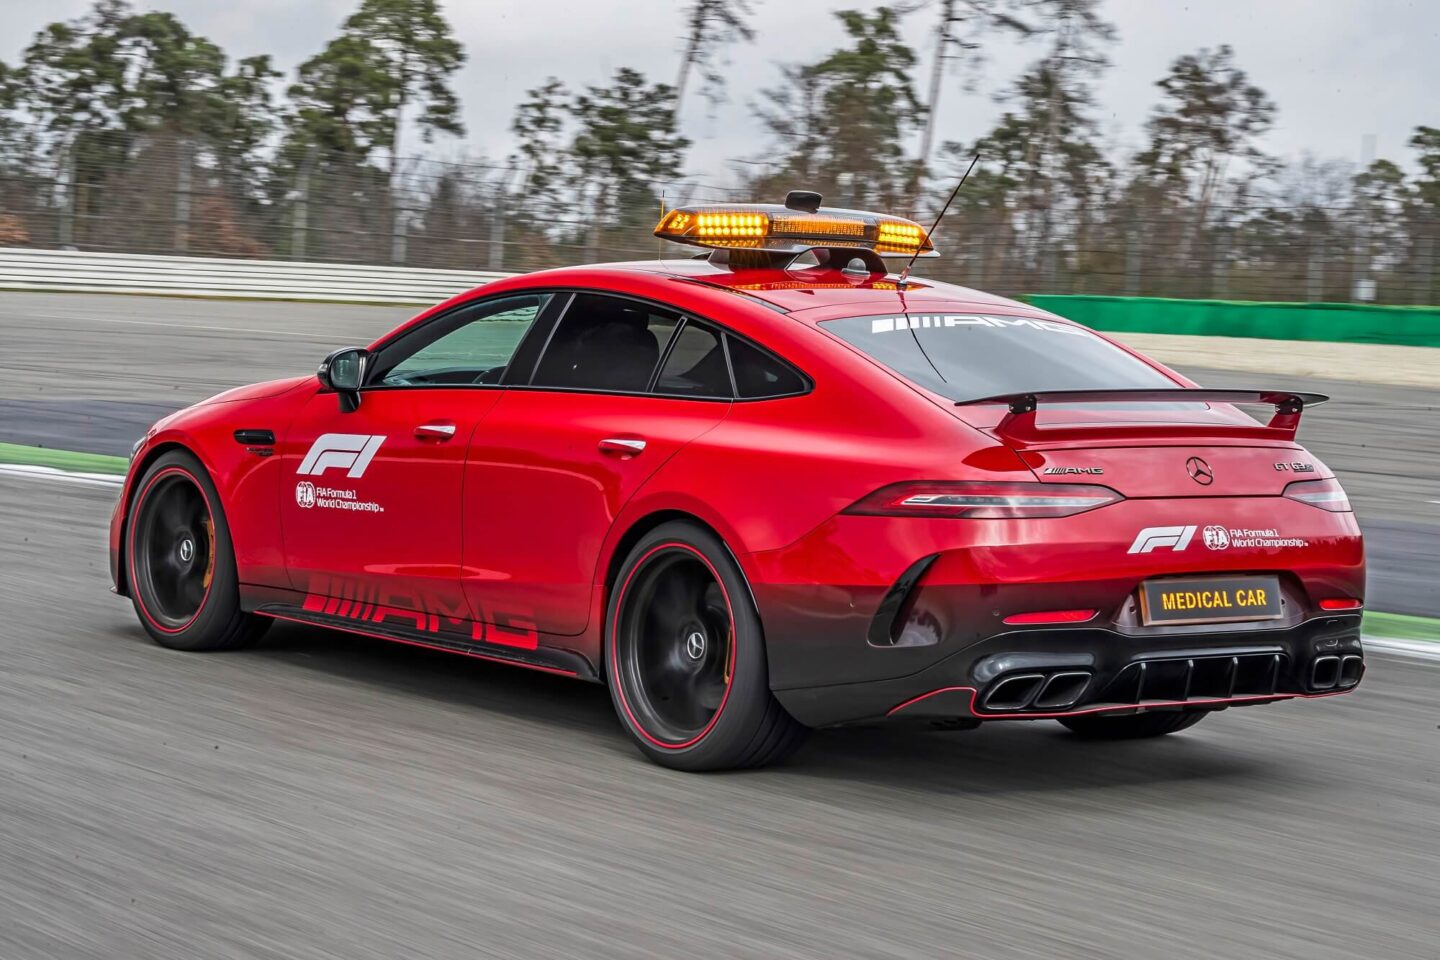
[1140,576,1283,626]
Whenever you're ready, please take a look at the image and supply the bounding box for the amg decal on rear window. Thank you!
[869,314,1088,336]
[822,313,1177,403]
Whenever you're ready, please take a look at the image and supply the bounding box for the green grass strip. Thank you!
[1363,610,1440,643]
[0,441,129,475]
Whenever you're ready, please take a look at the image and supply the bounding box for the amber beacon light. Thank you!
[656,197,936,258]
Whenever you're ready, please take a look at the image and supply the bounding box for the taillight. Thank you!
[1283,478,1351,512]
[843,481,1123,519]
[1319,598,1362,611]
[1003,609,1098,625]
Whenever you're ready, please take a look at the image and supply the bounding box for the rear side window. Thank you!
[821,313,1175,402]
[726,335,808,399]
[655,321,730,398]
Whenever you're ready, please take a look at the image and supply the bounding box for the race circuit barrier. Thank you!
[1029,295,1440,348]
[0,247,505,305]
[3,247,1437,342]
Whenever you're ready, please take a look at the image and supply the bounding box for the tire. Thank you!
[605,521,808,771]
[1058,710,1208,740]
[125,449,268,652]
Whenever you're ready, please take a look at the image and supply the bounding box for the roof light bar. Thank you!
[656,202,937,259]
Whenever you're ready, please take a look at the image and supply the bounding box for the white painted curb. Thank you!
[1364,636,1440,662]
[0,463,124,487]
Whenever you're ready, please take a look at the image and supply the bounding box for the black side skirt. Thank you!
[252,601,598,681]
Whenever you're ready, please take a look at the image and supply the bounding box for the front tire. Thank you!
[606,521,807,771]
[126,450,268,651]
[1058,710,1208,740]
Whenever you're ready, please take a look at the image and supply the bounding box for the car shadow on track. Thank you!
[793,723,1276,797]
[219,621,1291,796]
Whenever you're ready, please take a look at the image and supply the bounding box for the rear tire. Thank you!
[1058,710,1208,740]
[606,521,807,771]
[126,450,268,652]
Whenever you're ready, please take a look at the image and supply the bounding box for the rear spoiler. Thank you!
[955,389,1330,445]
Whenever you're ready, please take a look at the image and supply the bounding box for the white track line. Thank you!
[0,463,124,487]
[1363,636,1440,662]
[37,314,335,339]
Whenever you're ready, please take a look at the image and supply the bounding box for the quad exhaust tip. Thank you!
[1339,654,1364,687]
[1311,654,1364,691]
[1033,672,1091,710]
[982,671,1092,712]
[982,673,1046,711]
[1311,655,1341,689]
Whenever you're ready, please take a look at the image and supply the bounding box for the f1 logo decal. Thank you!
[298,433,386,478]
[1127,525,1197,554]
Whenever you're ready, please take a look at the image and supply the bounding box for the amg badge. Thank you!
[1043,466,1104,475]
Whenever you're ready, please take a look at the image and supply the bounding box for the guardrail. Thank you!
[5,248,1437,347]
[0,247,504,305]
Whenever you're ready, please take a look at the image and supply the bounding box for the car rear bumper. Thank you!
[771,613,1363,727]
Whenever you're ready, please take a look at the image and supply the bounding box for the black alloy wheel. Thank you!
[606,521,808,771]
[615,548,735,745]
[126,450,268,651]
[132,470,216,630]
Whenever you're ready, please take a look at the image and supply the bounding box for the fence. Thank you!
[1,129,1437,305]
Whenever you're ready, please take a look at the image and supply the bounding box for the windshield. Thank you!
[821,313,1178,402]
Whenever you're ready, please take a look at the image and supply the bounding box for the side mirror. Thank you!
[317,347,367,413]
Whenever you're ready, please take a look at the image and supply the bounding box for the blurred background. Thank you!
[0,0,1436,300]
[1,5,1438,959]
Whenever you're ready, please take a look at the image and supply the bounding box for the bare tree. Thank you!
[674,0,758,124]
[912,0,1030,191]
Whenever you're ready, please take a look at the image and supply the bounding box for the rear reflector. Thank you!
[1003,609,1098,625]
[1319,598,1363,611]
[844,481,1122,519]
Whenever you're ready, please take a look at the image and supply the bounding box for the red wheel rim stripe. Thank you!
[128,466,216,634]
[610,541,737,751]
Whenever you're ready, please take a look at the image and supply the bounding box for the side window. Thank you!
[653,320,732,398]
[726,335,808,399]
[530,293,677,393]
[370,294,549,387]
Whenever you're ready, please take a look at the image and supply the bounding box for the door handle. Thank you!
[599,437,646,456]
[414,422,457,441]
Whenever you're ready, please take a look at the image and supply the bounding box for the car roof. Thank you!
[493,258,1040,322]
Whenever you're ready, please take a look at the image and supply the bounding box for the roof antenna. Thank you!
[898,153,979,287]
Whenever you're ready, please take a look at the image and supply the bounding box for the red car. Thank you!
[110,195,1366,770]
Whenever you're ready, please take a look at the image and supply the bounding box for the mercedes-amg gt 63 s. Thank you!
[110,193,1366,770]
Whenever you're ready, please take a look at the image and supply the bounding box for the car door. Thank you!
[462,292,734,638]
[280,293,552,626]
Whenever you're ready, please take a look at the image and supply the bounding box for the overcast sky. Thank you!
[2,0,1435,187]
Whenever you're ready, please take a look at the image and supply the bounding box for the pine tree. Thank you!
[753,8,923,209]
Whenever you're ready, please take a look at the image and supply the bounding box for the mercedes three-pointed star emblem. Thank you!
[1186,456,1215,485]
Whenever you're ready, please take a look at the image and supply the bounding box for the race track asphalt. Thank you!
[1,292,1437,959]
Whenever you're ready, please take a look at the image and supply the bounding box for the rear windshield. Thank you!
[821,313,1177,402]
